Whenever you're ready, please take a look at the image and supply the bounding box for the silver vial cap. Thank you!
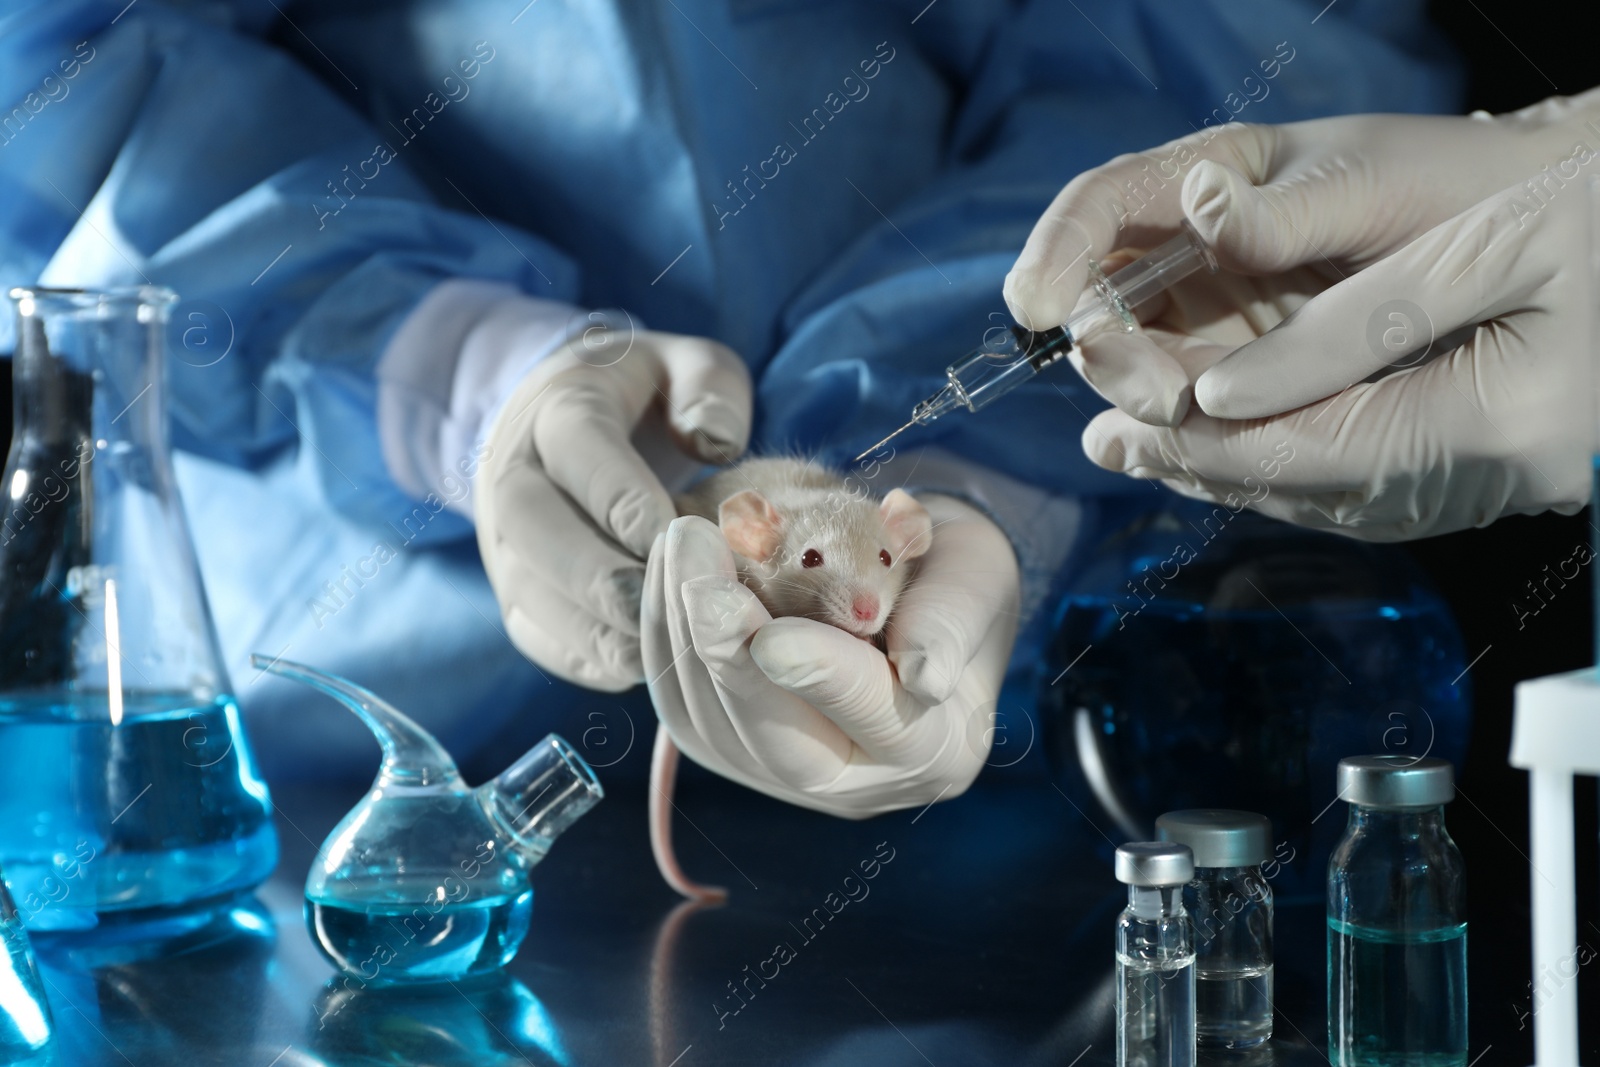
[1155,809,1271,869]
[1336,755,1454,809]
[1115,842,1194,887]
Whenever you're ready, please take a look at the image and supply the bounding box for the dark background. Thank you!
[5,1,1599,1060]
[1412,1,1600,1058]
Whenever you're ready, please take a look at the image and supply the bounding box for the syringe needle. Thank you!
[854,420,917,463]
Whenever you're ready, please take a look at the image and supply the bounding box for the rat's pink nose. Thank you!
[851,594,879,622]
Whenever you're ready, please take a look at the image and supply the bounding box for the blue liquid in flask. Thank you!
[0,691,276,931]
[1,286,279,932]
[249,657,602,985]
[307,882,534,985]
[1327,918,1468,1067]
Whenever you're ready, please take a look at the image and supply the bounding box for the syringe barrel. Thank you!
[1107,221,1218,311]
[939,342,1042,415]
[915,224,1219,430]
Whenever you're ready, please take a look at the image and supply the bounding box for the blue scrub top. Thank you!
[0,0,1462,778]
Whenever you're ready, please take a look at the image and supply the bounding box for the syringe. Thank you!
[855,222,1219,461]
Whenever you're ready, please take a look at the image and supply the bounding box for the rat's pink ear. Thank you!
[879,489,932,561]
[718,490,784,562]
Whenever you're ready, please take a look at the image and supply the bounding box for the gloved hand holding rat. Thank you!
[475,314,1022,900]
[1004,91,1600,540]
[475,322,754,693]
[642,462,1019,899]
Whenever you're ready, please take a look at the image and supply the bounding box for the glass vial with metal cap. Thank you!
[1328,756,1466,1066]
[1156,809,1273,1049]
[1116,841,1196,1067]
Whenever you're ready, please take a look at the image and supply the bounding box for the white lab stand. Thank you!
[1510,668,1600,1066]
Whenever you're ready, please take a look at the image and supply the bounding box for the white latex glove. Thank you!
[476,327,751,690]
[1082,176,1595,541]
[641,494,1019,818]
[1003,92,1600,426]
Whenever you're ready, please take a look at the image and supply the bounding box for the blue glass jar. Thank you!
[1038,503,1467,900]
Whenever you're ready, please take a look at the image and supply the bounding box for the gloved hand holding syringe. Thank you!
[856,221,1218,461]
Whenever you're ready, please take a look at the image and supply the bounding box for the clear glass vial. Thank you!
[1156,809,1273,1049]
[1328,756,1466,1066]
[1116,841,1196,1067]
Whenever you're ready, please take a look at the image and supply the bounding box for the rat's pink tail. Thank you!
[649,728,729,903]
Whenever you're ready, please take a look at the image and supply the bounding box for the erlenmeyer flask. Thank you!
[0,286,277,931]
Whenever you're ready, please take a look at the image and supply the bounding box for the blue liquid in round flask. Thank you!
[253,657,602,985]
[1328,756,1467,1066]
[0,287,276,930]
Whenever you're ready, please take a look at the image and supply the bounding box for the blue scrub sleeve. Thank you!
[0,1,578,540]
[756,0,1462,606]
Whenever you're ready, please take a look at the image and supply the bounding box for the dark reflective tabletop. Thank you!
[39,776,1337,1066]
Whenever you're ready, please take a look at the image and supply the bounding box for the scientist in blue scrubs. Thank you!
[0,0,1460,800]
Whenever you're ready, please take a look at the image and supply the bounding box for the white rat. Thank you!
[649,457,933,902]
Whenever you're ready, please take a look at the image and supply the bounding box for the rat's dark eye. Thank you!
[802,548,823,568]
[879,549,892,567]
